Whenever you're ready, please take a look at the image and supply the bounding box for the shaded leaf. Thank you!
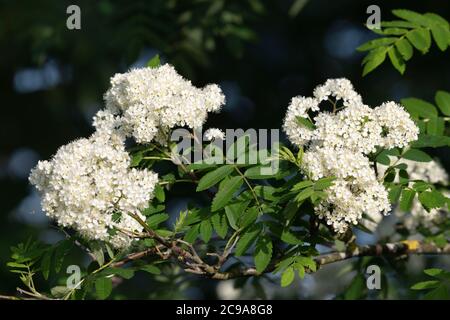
[95,277,112,300]
[254,235,273,273]
[211,176,243,212]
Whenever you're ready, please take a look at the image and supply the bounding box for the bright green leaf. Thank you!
[147,54,161,68]
[406,28,431,53]
[211,176,243,212]
[395,38,414,60]
[411,280,440,290]
[388,46,406,74]
[281,267,295,287]
[146,213,169,228]
[196,165,235,191]
[435,90,450,116]
[401,97,438,119]
[199,220,213,243]
[400,189,416,212]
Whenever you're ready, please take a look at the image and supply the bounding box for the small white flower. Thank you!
[204,128,225,141]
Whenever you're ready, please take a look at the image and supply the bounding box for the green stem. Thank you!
[233,165,263,214]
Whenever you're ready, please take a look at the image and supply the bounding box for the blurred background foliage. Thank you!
[1,0,449,299]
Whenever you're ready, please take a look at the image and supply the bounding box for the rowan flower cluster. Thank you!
[95,64,225,144]
[283,78,419,233]
[30,64,225,247]
[29,132,158,248]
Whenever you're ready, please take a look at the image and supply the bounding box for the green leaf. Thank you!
[253,185,278,201]
[105,267,135,279]
[291,180,314,192]
[235,224,262,256]
[244,166,269,179]
[211,212,228,239]
[376,151,391,165]
[388,46,406,74]
[400,189,416,212]
[95,277,113,300]
[296,256,317,272]
[294,187,314,202]
[388,184,403,203]
[154,185,165,202]
[381,21,418,28]
[411,280,440,290]
[105,243,115,260]
[239,206,259,229]
[196,165,235,191]
[50,286,71,298]
[274,256,295,274]
[314,177,335,191]
[424,268,445,277]
[411,134,450,148]
[283,200,300,224]
[357,37,397,51]
[344,275,366,300]
[398,169,409,185]
[142,204,165,216]
[297,265,305,279]
[130,152,143,167]
[211,176,243,212]
[295,116,316,130]
[401,97,438,119]
[375,28,408,36]
[406,28,431,53]
[427,116,445,136]
[254,235,273,273]
[54,240,73,272]
[40,250,53,280]
[362,48,387,76]
[199,220,213,243]
[435,90,450,116]
[280,229,303,245]
[183,224,199,243]
[395,38,414,60]
[418,190,447,210]
[225,201,250,230]
[391,9,431,27]
[424,13,450,28]
[402,149,432,162]
[412,181,432,192]
[146,213,169,228]
[147,54,161,68]
[424,285,450,299]
[430,23,450,51]
[281,267,295,287]
[140,264,161,275]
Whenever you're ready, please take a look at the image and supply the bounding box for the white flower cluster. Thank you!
[283,78,419,233]
[95,64,225,144]
[30,64,224,248]
[29,132,158,248]
[204,128,225,141]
